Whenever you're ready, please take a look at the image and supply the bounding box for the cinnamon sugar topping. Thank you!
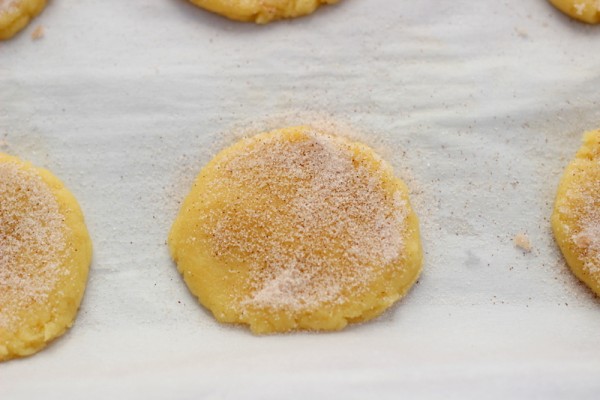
[0,0,19,14]
[0,161,67,331]
[198,131,408,312]
[565,158,600,280]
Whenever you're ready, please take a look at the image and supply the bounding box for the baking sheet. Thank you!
[1,0,600,398]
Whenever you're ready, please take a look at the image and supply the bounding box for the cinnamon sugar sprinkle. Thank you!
[564,159,600,281]
[0,161,67,331]
[514,233,532,253]
[31,25,44,40]
[197,131,409,312]
[0,0,19,14]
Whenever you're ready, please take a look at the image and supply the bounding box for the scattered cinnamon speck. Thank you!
[31,25,44,40]
[514,233,532,253]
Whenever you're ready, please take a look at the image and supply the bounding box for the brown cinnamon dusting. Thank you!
[0,161,67,331]
[0,0,19,14]
[31,25,44,40]
[563,135,600,279]
[197,131,409,312]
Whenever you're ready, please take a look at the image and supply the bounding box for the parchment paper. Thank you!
[1,0,600,398]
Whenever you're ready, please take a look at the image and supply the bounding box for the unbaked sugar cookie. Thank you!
[169,126,423,333]
[188,0,340,24]
[549,0,600,24]
[0,0,47,40]
[0,153,92,361]
[552,130,600,296]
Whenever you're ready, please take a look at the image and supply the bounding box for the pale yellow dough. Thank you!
[549,0,600,24]
[169,127,423,333]
[0,154,92,361]
[0,0,47,40]
[552,130,600,296]
[188,0,339,23]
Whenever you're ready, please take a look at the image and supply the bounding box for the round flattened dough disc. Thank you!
[169,126,423,333]
[0,0,47,40]
[549,0,600,24]
[0,153,92,361]
[552,130,600,296]
[187,0,340,24]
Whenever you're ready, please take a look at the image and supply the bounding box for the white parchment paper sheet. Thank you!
[1,0,600,398]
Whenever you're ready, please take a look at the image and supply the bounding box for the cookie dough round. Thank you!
[188,0,339,24]
[552,130,600,296]
[0,153,92,361]
[0,0,47,40]
[169,127,423,333]
[549,0,600,24]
